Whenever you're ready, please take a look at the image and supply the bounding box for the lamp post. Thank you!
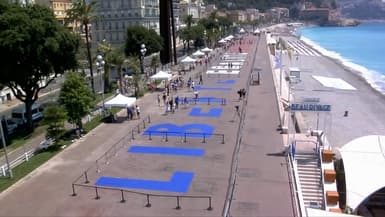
[0,119,12,178]
[140,44,147,74]
[96,54,105,109]
[204,30,207,47]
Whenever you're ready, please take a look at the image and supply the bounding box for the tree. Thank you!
[66,0,99,96]
[59,72,94,131]
[150,55,160,75]
[107,48,126,94]
[125,57,142,98]
[0,2,79,131]
[42,104,67,141]
[124,25,163,57]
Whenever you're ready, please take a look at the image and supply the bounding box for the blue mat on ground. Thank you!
[216,79,236,84]
[195,86,231,91]
[143,123,214,138]
[187,97,225,104]
[95,171,194,193]
[189,107,223,117]
[128,146,205,157]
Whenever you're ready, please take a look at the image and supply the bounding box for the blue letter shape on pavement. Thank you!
[96,171,194,193]
[216,79,236,84]
[189,107,223,118]
[143,123,214,138]
[128,146,205,157]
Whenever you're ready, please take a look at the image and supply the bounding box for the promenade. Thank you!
[0,34,295,217]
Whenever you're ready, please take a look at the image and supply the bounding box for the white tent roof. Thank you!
[225,35,234,40]
[218,39,227,43]
[105,94,136,108]
[239,28,245,33]
[150,70,172,80]
[181,56,196,63]
[339,135,385,211]
[201,47,213,52]
[192,50,205,57]
[254,28,261,34]
[306,208,361,217]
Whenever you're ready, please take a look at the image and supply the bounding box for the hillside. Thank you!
[338,0,385,20]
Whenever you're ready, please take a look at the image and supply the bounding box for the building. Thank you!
[229,10,247,23]
[179,0,204,21]
[245,8,260,22]
[300,8,330,22]
[266,7,290,23]
[50,0,72,25]
[91,0,160,46]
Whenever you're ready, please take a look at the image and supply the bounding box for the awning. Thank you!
[150,70,172,80]
[181,56,196,63]
[105,94,136,108]
[339,135,385,211]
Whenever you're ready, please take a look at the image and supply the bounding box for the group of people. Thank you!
[126,104,140,120]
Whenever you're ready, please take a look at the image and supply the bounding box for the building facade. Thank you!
[92,0,159,46]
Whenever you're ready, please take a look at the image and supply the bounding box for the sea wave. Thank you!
[300,36,385,94]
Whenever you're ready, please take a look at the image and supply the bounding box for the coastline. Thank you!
[295,23,385,97]
[269,23,385,148]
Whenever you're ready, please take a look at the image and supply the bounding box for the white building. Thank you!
[91,0,160,46]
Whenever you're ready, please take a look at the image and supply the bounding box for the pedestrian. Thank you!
[241,88,246,99]
[127,106,133,120]
[162,92,167,105]
[175,96,179,109]
[184,96,188,108]
[191,81,195,92]
[136,105,141,119]
[237,89,242,100]
[194,90,199,100]
[157,94,161,106]
[199,74,203,85]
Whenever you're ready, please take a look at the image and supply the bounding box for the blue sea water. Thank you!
[298,22,385,93]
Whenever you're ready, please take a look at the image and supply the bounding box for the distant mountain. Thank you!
[338,0,385,20]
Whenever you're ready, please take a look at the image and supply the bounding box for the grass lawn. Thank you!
[0,99,121,193]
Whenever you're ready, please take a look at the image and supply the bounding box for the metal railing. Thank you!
[71,182,213,211]
[287,152,304,217]
[72,114,213,210]
[143,130,225,144]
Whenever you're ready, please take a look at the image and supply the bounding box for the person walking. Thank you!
[157,94,161,106]
[136,105,141,119]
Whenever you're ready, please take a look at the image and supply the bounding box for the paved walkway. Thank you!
[0,34,295,217]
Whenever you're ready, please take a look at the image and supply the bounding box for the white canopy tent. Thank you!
[225,35,234,41]
[105,94,136,108]
[150,70,172,80]
[218,39,227,44]
[239,28,246,34]
[339,135,385,211]
[181,56,196,63]
[201,47,213,53]
[192,50,205,57]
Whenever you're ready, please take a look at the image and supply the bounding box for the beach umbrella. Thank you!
[181,56,196,63]
[192,50,205,57]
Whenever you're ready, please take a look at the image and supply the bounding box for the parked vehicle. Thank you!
[5,119,18,135]
[11,103,43,126]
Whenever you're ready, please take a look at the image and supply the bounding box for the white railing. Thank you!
[318,145,327,210]
[0,138,54,176]
[290,153,308,217]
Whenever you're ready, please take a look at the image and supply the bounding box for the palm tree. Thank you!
[125,57,141,98]
[150,55,160,75]
[107,48,126,94]
[66,0,99,96]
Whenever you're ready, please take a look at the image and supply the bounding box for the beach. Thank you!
[270,24,385,149]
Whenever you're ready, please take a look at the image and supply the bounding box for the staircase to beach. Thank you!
[295,152,324,209]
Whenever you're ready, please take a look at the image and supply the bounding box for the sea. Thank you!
[298,22,385,94]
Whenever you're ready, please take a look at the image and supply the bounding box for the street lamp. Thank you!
[96,54,105,109]
[204,30,207,46]
[140,44,147,74]
[0,119,13,178]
